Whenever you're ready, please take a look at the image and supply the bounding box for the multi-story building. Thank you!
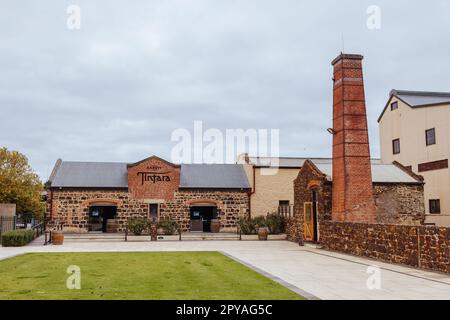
[379,90,450,226]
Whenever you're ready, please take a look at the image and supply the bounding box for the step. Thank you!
[63,238,125,242]
[62,233,126,242]
[180,235,240,241]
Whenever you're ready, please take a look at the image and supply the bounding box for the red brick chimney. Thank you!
[331,53,376,223]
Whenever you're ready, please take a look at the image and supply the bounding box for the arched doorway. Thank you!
[304,183,320,242]
[88,201,118,233]
[188,201,219,232]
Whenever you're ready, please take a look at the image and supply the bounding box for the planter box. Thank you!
[157,235,179,241]
[268,234,287,240]
[127,235,151,242]
[241,235,259,241]
[240,234,287,241]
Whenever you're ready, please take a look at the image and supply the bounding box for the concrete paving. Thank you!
[1,238,449,300]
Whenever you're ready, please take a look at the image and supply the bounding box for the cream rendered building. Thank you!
[379,90,450,226]
[238,154,335,217]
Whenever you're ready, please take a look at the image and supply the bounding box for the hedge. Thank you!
[1,229,36,247]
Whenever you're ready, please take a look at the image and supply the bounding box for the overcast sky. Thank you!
[1,0,450,181]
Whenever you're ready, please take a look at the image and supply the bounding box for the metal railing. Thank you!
[32,221,45,237]
[237,223,242,240]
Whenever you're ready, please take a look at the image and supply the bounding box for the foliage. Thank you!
[252,216,267,229]
[0,148,45,220]
[157,218,178,235]
[237,216,257,235]
[1,229,36,247]
[265,213,286,234]
[127,217,150,235]
[238,214,286,235]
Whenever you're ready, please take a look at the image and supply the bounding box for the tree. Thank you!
[0,147,45,220]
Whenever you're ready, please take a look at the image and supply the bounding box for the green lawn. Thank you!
[0,252,303,300]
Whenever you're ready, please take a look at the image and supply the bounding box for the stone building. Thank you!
[291,158,424,242]
[46,156,250,233]
[290,53,426,243]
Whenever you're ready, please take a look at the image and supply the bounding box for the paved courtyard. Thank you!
[1,239,449,300]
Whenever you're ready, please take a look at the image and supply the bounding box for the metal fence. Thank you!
[0,216,44,238]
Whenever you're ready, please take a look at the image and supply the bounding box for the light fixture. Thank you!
[327,128,336,135]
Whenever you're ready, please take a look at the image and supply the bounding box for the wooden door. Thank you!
[303,202,314,241]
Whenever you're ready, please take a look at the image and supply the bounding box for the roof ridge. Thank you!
[250,157,380,160]
[391,89,450,98]
[62,160,128,164]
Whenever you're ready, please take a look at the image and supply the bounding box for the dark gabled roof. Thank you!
[378,90,450,122]
[49,161,250,189]
[51,161,129,188]
[180,164,250,189]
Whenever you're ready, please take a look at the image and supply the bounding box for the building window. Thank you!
[278,200,291,216]
[425,128,436,146]
[279,200,290,206]
[392,139,400,154]
[429,199,441,214]
[391,101,398,111]
[149,203,159,222]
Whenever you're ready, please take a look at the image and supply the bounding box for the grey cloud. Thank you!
[1,0,450,180]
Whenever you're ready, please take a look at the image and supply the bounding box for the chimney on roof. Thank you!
[331,53,376,223]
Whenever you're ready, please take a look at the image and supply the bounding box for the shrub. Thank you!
[238,216,268,234]
[157,218,178,235]
[1,229,36,247]
[265,213,286,234]
[237,216,256,235]
[252,216,267,229]
[127,217,150,235]
[238,214,286,235]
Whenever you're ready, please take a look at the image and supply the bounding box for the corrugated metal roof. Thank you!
[246,156,417,183]
[392,90,450,107]
[180,164,250,189]
[51,161,128,188]
[312,162,420,184]
[378,89,450,122]
[247,157,327,168]
[248,157,381,168]
[50,161,250,189]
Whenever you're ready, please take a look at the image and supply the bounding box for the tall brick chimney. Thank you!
[331,53,376,223]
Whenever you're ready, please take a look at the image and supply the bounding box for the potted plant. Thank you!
[127,217,150,235]
[156,218,180,241]
[253,216,268,241]
[157,218,178,235]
